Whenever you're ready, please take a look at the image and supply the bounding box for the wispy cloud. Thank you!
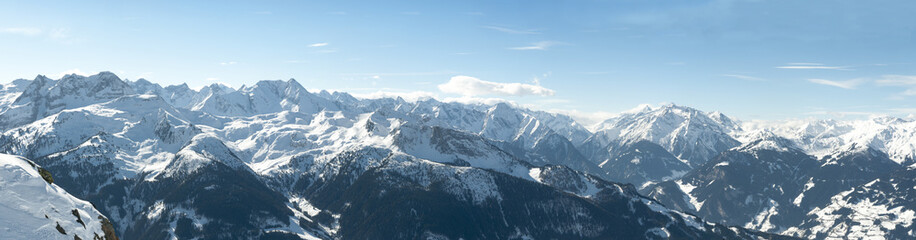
[807,78,864,89]
[48,28,70,39]
[876,75,916,86]
[876,75,916,98]
[2,27,77,44]
[804,111,876,118]
[340,71,455,77]
[482,26,539,34]
[220,61,237,65]
[509,41,562,50]
[1,27,42,36]
[438,75,555,96]
[309,42,329,47]
[443,96,515,106]
[136,72,153,79]
[721,74,765,81]
[206,77,219,81]
[777,63,850,70]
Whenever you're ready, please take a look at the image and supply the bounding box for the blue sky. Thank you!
[2,0,916,124]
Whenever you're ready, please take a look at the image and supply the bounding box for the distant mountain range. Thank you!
[1,72,914,239]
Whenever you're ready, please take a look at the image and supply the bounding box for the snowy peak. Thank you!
[0,72,135,129]
[188,78,341,116]
[736,130,800,153]
[591,103,741,166]
[392,124,530,176]
[163,134,249,178]
[200,82,235,94]
[54,71,133,99]
[127,78,164,95]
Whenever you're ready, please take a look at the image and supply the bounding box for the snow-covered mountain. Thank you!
[585,104,742,168]
[0,154,118,240]
[3,72,916,239]
[0,73,791,239]
[644,132,822,232]
[754,116,916,165]
[644,130,909,238]
[0,72,136,129]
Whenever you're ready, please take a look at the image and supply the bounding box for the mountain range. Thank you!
[1,72,914,239]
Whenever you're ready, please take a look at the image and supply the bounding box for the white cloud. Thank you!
[721,74,765,81]
[776,63,849,70]
[220,61,237,65]
[206,77,219,81]
[308,42,329,47]
[56,69,92,78]
[1,27,42,36]
[438,75,556,97]
[509,41,561,50]
[482,26,539,34]
[350,90,437,102]
[544,109,618,128]
[807,78,863,89]
[443,96,515,106]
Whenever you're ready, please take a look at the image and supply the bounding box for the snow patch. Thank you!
[675,180,704,211]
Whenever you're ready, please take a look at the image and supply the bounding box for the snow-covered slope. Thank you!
[0,78,31,110]
[0,154,118,240]
[786,166,916,239]
[644,133,820,231]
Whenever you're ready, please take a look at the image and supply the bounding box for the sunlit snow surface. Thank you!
[0,154,110,239]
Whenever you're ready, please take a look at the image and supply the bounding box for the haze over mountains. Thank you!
[1,72,914,239]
